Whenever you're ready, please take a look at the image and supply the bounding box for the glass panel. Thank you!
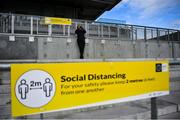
[136,27,144,41]
[14,15,31,34]
[118,25,131,40]
[169,30,179,41]
[38,17,48,35]
[89,23,99,38]
[159,29,168,41]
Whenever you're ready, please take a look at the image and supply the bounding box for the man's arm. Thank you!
[83,28,86,34]
[75,29,78,34]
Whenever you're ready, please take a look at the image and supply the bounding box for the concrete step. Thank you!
[41,98,177,119]
[159,91,180,111]
[159,112,180,119]
[41,91,180,119]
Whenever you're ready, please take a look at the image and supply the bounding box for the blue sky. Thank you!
[98,0,180,29]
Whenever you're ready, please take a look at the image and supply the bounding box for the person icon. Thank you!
[18,79,29,99]
[43,78,53,97]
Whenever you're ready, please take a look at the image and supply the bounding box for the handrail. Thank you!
[0,58,177,63]
[0,58,180,71]
[1,13,179,31]
[0,13,179,42]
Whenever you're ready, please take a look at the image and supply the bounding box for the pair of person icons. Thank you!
[18,78,53,99]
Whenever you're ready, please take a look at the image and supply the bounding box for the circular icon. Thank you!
[15,70,56,108]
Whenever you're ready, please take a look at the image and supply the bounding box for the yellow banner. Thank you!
[11,61,169,117]
[44,17,72,25]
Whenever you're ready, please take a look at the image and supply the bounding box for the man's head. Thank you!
[77,24,81,29]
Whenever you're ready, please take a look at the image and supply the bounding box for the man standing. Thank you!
[75,25,86,59]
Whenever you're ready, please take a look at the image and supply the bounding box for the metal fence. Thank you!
[0,13,179,41]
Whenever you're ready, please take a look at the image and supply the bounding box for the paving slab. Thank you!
[44,99,177,119]
[159,112,180,119]
[159,92,180,105]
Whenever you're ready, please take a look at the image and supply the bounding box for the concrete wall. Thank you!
[0,35,180,60]
[37,37,180,59]
[173,42,180,58]
[0,35,37,59]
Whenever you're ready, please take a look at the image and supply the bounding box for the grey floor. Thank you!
[44,91,180,119]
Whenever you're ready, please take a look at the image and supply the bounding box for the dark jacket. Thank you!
[75,27,86,41]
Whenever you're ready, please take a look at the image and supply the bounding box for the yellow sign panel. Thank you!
[11,61,169,117]
[44,17,72,25]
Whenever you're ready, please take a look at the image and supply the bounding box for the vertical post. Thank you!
[151,29,153,39]
[132,25,136,57]
[4,18,7,32]
[171,42,175,58]
[40,113,44,120]
[48,24,52,36]
[144,27,147,41]
[2,18,4,32]
[87,23,89,38]
[98,24,100,38]
[145,27,148,58]
[85,21,89,38]
[63,25,65,36]
[131,26,134,41]
[47,24,52,42]
[30,16,33,35]
[117,26,120,39]
[36,18,39,34]
[4,17,6,32]
[167,30,169,41]
[0,19,1,32]
[8,15,11,33]
[11,14,14,34]
[101,24,104,38]
[108,25,110,38]
[68,25,70,37]
[135,28,137,40]
[151,97,158,119]
[164,29,168,41]
[156,28,159,42]
[172,31,174,41]
[177,30,180,41]
[75,22,77,29]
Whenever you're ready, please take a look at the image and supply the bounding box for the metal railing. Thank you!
[0,58,180,70]
[0,13,180,41]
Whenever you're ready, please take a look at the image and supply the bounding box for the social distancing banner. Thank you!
[11,60,169,117]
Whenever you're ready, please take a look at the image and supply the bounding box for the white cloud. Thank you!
[123,0,179,19]
[100,0,180,28]
[128,0,157,9]
[121,0,130,4]
[112,0,175,19]
[170,19,180,29]
[130,0,169,18]
[173,19,180,24]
